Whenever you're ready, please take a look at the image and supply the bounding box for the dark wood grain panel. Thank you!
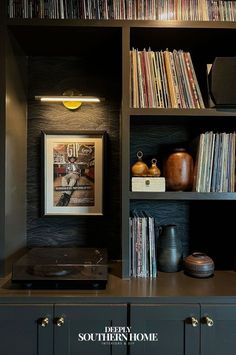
[27,56,121,259]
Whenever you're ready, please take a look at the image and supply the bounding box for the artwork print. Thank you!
[42,131,105,216]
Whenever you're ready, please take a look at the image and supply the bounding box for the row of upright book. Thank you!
[194,132,235,193]
[129,211,157,278]
[8,0,236,20]
[130,48,205,108]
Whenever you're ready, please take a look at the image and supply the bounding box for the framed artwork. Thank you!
[42,131,106,216]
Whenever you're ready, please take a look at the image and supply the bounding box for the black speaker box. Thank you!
[208,57,236,107]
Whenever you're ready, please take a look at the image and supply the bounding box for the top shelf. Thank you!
[6,19,236,29]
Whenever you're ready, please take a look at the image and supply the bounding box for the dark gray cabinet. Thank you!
[0,304,53,355]
[0,303,127,355]
[130,304,200,355]
[1,302,236,355]
[130,304,236,355]
[201,304,236,355]
[54,304,127,355]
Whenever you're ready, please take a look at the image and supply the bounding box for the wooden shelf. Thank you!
[129,108,236,117]
[127,20,236,29]
[7,18,125,27]
[129,192,236,200]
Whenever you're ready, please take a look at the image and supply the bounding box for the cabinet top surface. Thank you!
[1,270,236,303]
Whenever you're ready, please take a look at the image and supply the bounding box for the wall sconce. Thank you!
[35,91,101,110]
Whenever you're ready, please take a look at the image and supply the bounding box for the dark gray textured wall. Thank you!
[27,56,121,259]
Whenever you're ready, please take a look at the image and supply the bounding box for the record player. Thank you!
[12,247,108,289]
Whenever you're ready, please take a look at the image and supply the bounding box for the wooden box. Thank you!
[131,177,166,192]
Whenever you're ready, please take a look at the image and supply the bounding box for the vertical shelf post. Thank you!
[121,24,131,278]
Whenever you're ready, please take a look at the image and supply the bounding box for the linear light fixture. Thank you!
[35,91,101,110]
[35,96,100,103]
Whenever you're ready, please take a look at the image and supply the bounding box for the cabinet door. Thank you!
[201,304,236,355]
[0,304,53,355]
[54,304,127,355]
[130,304,200,355]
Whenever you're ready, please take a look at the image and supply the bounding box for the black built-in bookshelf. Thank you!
[124,21,236,277]
[1,0,236,281]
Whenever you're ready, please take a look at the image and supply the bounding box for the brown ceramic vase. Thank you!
[163,148,193,191]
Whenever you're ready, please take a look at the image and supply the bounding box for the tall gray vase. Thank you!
[157,224,183,272]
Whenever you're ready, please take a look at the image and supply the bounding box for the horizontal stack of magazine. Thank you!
[194,132,235,192]
[8,0,236,21]
[129,210,158,278]
[130,48,204,108]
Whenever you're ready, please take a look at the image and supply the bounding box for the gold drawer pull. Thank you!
[38,317,49,327]
[55,317,65,327]
[190,316,199,327]
[203,316,214,327]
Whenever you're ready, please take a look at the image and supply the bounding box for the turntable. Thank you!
[12,247,108,289]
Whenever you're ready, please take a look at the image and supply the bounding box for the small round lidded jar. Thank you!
[184,252,215,278]
[163,148,194,191]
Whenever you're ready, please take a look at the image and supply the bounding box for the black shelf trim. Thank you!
[129,192,236,200]
[124,20,236,29]
[7,19,236,30]
[129,108,236,117]
[7,19,124,27]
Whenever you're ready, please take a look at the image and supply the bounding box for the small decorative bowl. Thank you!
[184,252,214,278]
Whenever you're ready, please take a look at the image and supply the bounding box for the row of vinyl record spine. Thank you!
[193,132,235,193]
[129,211,158,278]
[130,48,205,109]
[8,0,236,20]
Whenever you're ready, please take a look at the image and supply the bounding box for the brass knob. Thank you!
[203,316,214,327]
[56,317,65,327]
[38,317,49,328]
[190,317,199,327]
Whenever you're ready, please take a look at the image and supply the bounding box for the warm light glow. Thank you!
[35,96,100,103]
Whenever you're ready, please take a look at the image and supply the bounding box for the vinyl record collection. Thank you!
[8,0,236,20]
